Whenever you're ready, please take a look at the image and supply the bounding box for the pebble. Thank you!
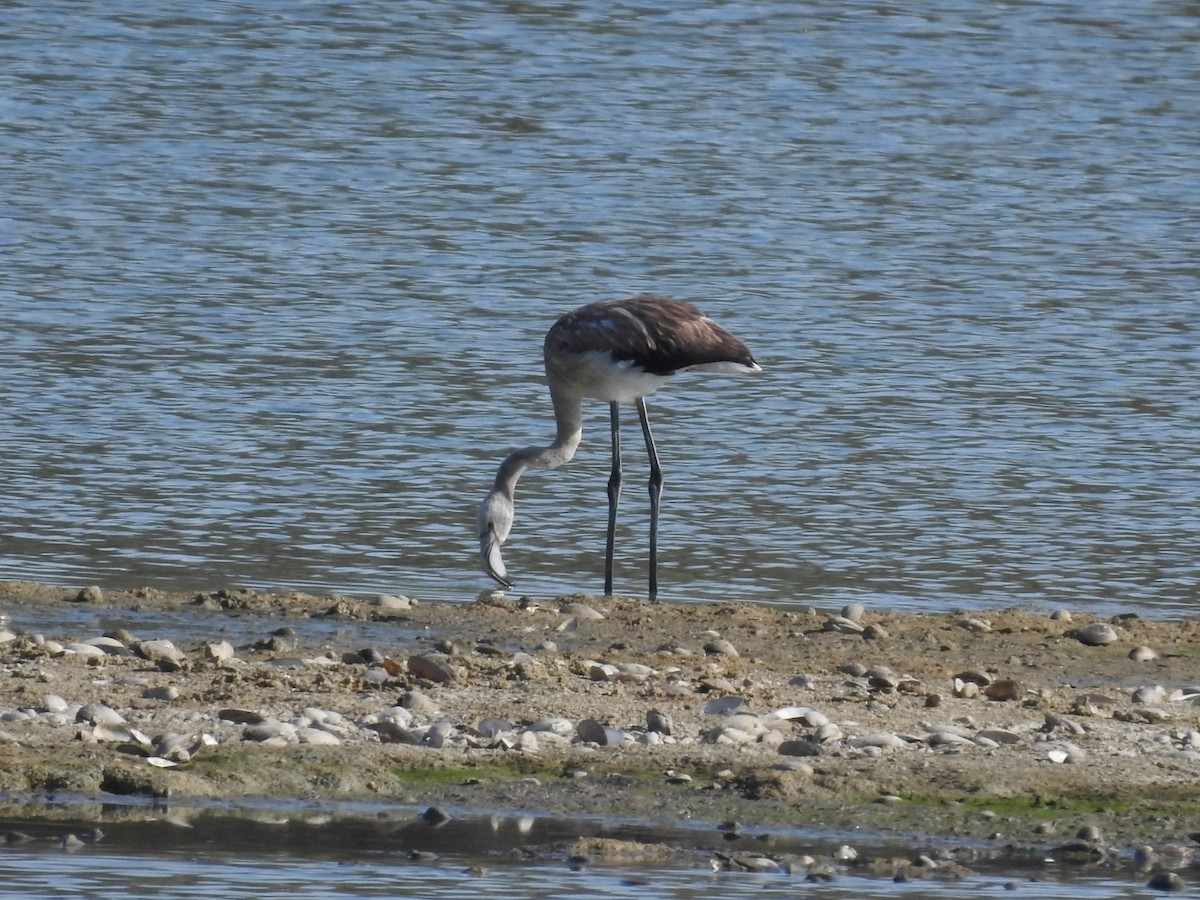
[702,696,744,715]
[205,641,236,663]
[1133,685,1167,705]
[983,679,1022,702]
[477,717,514,738]
[63,643,108,660]
[82,636,129,655]
[702,639,739,658]
[407,654,455,683]
[400,690,440,717]
[137,639,186,670]
[297,727,341,746]
[699,676,738,694]
[421,806,451,825]
[75,702,125,727]
[813,722,842,743]
[243,720,298,744]
[1147,871,1186,893]
[525,717,574,736]
[646,710,673,735]
[848,732,906,751]
[957,617,992,633]
[1067,623,1119,646]
[1130,645,1159,661]
[841,602,865,624]
[576,719,624,746]
[375,594,415,612]
[1046,742,1087,763]
[976,728,1021,745]
[74,586,104,604]
[559,602,604,620]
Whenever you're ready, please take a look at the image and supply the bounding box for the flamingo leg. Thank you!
[604,401,621,596]
[636,398,662,601]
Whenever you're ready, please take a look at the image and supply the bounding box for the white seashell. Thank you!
[952,679,980,699]
[763,706,828,727]
[82,636,127,653]
[362,706,414,728]
[975,728,1022,745]
[1128,645,1158,661]
[613,662,656,682]
[823,616,864,634]
[813,722,842,743]
[154,733,196,759]
[848,732,906,750]
[1047,742,1086,763]
[722,712,764,731]
[64,643,108,660]
[128,727,152,746]
[957,617,992,633]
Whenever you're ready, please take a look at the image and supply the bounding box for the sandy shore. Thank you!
[2,579,1200,877]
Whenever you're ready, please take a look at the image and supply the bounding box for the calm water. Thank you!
[2,1,1198,620]
[0,801,1170,899]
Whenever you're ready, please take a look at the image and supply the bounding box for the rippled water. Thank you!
[2,1,1198,617]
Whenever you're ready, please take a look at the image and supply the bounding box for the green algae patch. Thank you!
[388,761,549,786]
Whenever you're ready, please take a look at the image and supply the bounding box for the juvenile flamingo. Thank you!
[477,294,761,600]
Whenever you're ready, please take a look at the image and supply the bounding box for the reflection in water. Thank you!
[0,800,1149,899]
